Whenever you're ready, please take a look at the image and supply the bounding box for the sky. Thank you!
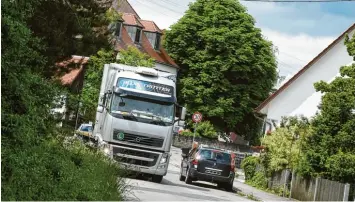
[128,0,355,80]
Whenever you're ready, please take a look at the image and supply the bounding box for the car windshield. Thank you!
[80,125,92,132]
[110,94,174,124]
[198,150,231,163]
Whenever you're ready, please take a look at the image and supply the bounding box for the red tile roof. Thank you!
[255,23,355,113]
[117,12,178,68]
[140,20,162,33]
[56,56,89,85]
[122,13,143,27]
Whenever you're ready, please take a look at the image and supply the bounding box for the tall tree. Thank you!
[164,0,277,140]
[298,34,355,184]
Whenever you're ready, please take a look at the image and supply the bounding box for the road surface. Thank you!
[124,146,251,201]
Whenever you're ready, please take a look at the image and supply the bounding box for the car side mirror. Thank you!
[97,106,104,113]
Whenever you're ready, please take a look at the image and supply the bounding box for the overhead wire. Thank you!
[130,0,313,75]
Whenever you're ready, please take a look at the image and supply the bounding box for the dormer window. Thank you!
[115,22,122,37]
[145,32,161,50]
[125,25,142,44]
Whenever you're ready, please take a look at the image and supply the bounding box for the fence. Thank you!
[269,170,351,201]
[291,173,350,201]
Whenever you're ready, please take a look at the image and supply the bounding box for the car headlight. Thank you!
[160,153,169,164]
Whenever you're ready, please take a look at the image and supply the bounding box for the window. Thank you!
[198,149,231,163]
[145,32,156,47]
[125,26,136,41]
[155,34,161,50]
[135,28,141,43]
[115,22,122,37]
[145,32,161,50]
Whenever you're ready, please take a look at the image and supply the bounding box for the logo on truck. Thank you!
[117,78,174,96]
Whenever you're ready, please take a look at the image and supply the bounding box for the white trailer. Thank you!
[93,63,186,183]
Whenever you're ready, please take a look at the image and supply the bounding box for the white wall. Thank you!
[264,30,354,123]
[154,62,178,75]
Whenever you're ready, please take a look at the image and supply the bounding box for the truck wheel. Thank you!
[185,168,192,184]
[152,175,163,183]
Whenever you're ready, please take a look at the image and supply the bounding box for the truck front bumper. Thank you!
[106,143,169,176]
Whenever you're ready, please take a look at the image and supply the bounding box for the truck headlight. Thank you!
[160,153,169,164]
[103,147,110,155]
[100,142,111,156]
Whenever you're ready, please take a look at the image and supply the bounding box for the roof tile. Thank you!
[140,20,162,33]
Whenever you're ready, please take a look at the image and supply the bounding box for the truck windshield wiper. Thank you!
[111,110,137,120]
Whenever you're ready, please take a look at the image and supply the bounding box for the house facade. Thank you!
[113,0,179,75]
[256,23,355,133]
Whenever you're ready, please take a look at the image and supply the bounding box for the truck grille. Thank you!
[112,147,159,167]
[113,130,164,147]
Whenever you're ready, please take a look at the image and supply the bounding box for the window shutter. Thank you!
[135,28,141,43]
[155,34,161,50]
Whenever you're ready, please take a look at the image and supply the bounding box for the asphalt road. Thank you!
[124,146,251,201]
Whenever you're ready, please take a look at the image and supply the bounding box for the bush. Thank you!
[248,171,268,189]
[1,135,126,201]
[241,156,260,181]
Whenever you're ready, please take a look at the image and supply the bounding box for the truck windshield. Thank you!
[110,94,174,125]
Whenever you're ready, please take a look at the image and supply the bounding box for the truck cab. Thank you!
[93,63,186,183]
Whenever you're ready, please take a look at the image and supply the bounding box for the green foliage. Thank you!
[2,135,125,201]
[81,49,116,122]
[180,130,194,137]
[164,0,277,138]
[247,171,268,189]
[298,34,355,183]
[195,121,218,139]
[117,46,155,67]
[2,0,125,200]
[241,156,260,181]
[106,7,122,23]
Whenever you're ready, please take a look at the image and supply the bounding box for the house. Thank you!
[255,23,355,133]
[112,0,179,75]
[51,55,90,127]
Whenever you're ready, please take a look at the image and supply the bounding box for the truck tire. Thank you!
[152,175,163,183]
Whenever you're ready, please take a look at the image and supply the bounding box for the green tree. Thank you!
[81,49,116,122]
[261,116,310,174]
[1,0,126,200]
[298,34,355,184]
[195,121,218,139]
[117,46,155,67]
[164,0,277,140]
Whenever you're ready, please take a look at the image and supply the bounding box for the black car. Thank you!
[179,147,235,191]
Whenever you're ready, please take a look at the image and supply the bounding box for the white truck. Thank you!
[93,63,186,183]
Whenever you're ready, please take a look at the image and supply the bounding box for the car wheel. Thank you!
[185,168,192,184]
[224,181,234,192]
[152,175,163,183]
[179,168,186,181]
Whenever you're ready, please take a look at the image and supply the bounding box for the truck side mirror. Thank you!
[97,106,104,113]
[181,107,186,120]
